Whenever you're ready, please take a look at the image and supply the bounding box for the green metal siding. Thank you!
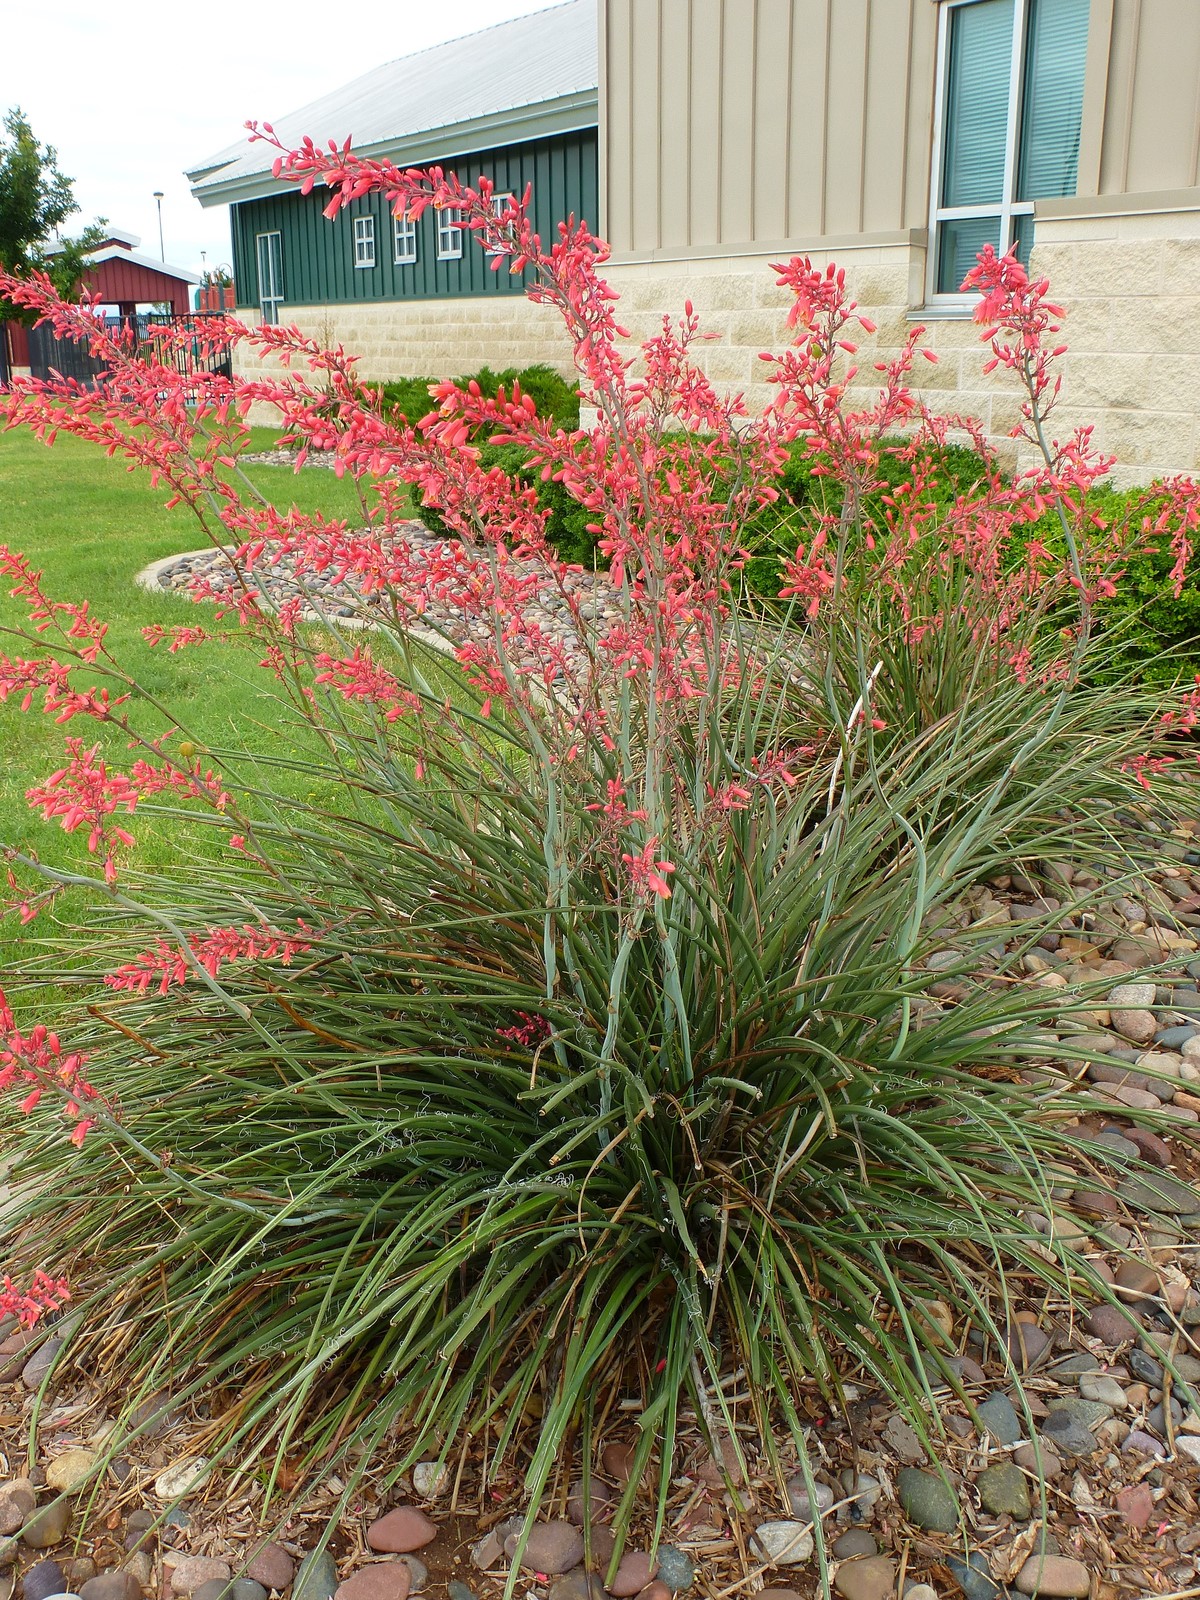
[232,130,598,312]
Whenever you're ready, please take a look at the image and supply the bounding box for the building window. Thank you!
[436,207,463,260]
[929,0,1088,305]
[255,231,284,325]
[353,215,376,269]
[393,211,417,265]
[486,193,515,256]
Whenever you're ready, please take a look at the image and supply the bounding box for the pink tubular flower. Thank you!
[0,985,97,1142]
[621,838,675,900]
[0,1270,70,1329]
[25,739,138,883]
[496,1012,552,1047]
[105,922,314,995]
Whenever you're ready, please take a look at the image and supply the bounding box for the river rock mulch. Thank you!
[1,850,1199,1600]
[240,450,340,470]
[145,531,622,687]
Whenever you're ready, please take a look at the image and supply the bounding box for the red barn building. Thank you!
[3,229,200,379]
[78,228,199,319]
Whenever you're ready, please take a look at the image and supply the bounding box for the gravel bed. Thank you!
[147,527,623,684]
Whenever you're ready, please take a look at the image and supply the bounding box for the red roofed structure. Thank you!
[3,229,201,379]
[71,228,200,320]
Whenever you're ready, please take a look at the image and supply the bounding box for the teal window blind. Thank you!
[943,0,1016,208]
[1018,0,1089,199]
[937,216,1003,295]
[933,0,1088,299]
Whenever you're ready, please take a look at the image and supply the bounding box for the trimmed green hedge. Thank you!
[377,371,1199,680]
[377,364,580,432]
[1026,486,1200,686]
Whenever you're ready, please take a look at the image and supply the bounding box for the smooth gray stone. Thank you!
[1046,1396,1113,1429]
[896,1468,959,1533]
[1049,1354,1100,1376]
[1038,1413,1095,1458]
[946,1553,1003,1600]
[23,1563,66,1600]
[1154,1025,1197,1049]
[1129,1347,1165,1384]
[292,1553,337,1600]
[832,1531,878,1560]
[654,1548,695,1593]
[1118,1172,1200,1218]
[976,1392,1021,1445]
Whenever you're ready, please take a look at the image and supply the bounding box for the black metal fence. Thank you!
[27,313,233,387]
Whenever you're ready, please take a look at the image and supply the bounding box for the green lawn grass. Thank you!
[0,423,376,988]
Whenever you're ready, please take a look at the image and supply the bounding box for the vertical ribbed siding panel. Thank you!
[689,0,724,245]
[1120,0,1200,192]
[822,0,869,235]
[861,0,919,233]
[659,0,693,247]
[629,0,662,248]
[1094,0,1200,198]
[753,0,794,241]
[603,0,635,252]
[598,0,934,251]
[719,0,757,243]
[233,210,253,309]
[785,0,832,240]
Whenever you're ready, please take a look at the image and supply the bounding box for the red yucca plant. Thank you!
[0,138,1198,1580]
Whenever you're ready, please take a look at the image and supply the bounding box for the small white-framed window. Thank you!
[393,211,417,265]
[927,0,1088,310]
[255,231,284,325]
[436,206,463,260]
[485,192,515,256]
[353,214,376,269]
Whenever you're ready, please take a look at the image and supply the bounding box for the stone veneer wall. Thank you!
[600,209,1200,489]
[232,293,572,423]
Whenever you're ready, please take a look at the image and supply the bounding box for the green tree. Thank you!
[0,107,105,313]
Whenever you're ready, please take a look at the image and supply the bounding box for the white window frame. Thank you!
[255,231,284,325]
[436,206,463,261]
[926,0,1042,313]
[485,192,516,256]
[393,210,417,265]
[353,214,376,269]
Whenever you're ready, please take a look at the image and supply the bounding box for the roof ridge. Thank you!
[366,0,583,73]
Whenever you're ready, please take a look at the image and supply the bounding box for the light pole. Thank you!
[153,192,165,262]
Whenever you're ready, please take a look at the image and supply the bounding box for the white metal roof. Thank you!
[187,0,597,207]
[44,226,141,256]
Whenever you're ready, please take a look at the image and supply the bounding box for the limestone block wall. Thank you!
[600,240,1030,473]
[600,208,1200,487]
[1026,206,1200,487]
[232,293,574,423]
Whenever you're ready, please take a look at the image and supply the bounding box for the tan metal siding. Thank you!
[601,0,1200,259]
[1119,1,1200,192]
[602,0,939,252]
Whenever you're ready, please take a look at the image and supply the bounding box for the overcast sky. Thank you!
[2,0,556,279]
